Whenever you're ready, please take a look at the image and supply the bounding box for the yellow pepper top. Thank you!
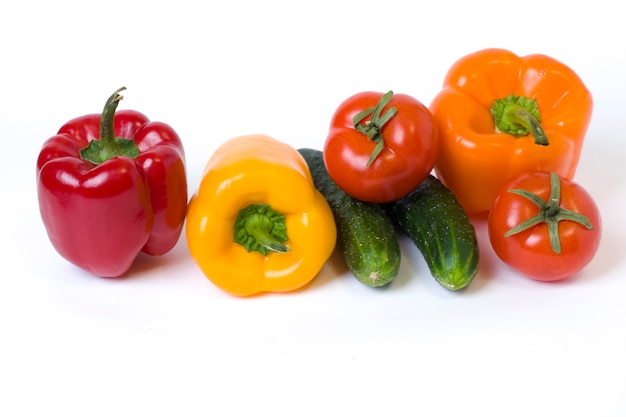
[186,134,337,296]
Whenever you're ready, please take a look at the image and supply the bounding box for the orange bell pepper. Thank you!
[429,48,593,215]
[186,134,337,296]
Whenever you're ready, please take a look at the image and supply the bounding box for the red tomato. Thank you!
[488,171,601,281]
[323,91,438,203]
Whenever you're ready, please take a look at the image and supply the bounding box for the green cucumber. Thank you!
[384,175,479,291]
[298,148,400,287]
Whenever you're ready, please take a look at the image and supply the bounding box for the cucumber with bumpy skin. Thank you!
[298,148,400,287]
[385,175,479,290]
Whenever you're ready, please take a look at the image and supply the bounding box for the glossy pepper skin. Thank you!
[186,134,337,297]
[429,48,593,215]
[37,88,187,277]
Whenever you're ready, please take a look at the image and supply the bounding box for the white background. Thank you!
[2,1,625,416]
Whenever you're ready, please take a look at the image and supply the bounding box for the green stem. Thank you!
[353,90,398,166]
[504,172,593,254]
[99,87,126,158]
[490,93,549,146]
[233,204,290,256]
[79,87,140,164]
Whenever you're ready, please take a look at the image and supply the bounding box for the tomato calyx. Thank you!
[504,172,593,254]
[490,93,549,146]
[353,90,398,166]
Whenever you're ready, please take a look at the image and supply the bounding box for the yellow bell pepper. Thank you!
[186,134,337,296]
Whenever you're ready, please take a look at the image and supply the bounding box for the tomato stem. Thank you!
[353,90,398,166]
[504,172,593,254]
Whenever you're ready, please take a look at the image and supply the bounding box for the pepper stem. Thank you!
[353,90,398,166]
[504,172,593,254]
[233,204,290,256]
[79,87,140,164]
[490,93,549,146]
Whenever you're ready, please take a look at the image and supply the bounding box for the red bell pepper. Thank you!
[36,87,187,277]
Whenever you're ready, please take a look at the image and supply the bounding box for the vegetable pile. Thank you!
[36,48,602,296]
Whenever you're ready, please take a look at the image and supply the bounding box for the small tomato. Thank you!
[323,90,438,203]
[488,171,601,281]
